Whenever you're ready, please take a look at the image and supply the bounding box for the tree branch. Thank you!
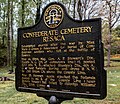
[111,13,120,28]
[32,0,37,5]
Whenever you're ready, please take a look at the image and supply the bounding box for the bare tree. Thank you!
[77,0,98,20]
[76,0,120,67]
[102,0,120,67]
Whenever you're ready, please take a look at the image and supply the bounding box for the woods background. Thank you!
[0,0,120,72]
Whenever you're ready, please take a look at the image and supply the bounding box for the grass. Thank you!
[0,81,47,104]
[0,59,120,104]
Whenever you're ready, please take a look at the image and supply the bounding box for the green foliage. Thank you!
[111,25,120,54]
[113,25,120,37]
[102,23,120,55]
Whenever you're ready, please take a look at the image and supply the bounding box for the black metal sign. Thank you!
[16,2,106,99]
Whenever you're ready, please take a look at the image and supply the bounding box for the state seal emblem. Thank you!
[44,4,64,28]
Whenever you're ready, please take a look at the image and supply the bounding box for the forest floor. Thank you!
[0,59,120,104]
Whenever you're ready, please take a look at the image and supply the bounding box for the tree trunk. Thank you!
[10,0,14,73]
[77,0,82,20]
[106,1,112,67]
[107,30,111,67]
[22,0,25,27]
[35,2,41,24]
[7,0,11,69]
[73,0,76,19]
[7,0,13,73]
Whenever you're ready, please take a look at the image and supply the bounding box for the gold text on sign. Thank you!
[60,26,92,35]
[22,26,92,42]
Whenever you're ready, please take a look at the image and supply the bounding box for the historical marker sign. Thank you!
[16,2,106,99]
